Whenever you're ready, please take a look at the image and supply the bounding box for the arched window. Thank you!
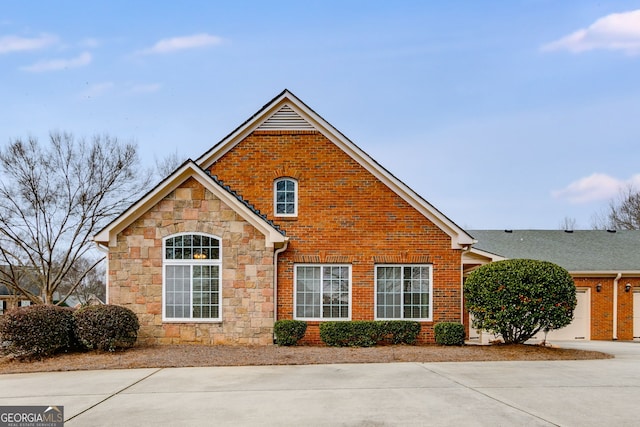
[274,178,298,216]
[163,233,222,321]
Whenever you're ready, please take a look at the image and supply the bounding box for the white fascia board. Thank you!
[197,91,294,167]
[465,248,506,263]
[93,162,287,249]
[197,90,474,249]
[569,271,640,277]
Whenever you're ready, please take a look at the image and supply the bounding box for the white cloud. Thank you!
[0,33,58,54]
[79,38,100,48]
[129,83,162,94]
[542,9,640,54]
[80,82,115,99]
[552,173,640,203]
[21,51,92,72]
[139,33,223,54]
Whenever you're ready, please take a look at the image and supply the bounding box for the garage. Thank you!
[540,288,590,340]
[469,289,590,343]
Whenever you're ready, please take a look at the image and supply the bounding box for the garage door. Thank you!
[470,289,590,343]
[542,288,589,340]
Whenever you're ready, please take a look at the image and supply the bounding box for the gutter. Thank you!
[95,242,110,304]
[460,245,472,328]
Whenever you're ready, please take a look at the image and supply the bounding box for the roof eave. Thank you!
[196,89,473,249]
[569,270,640,277]
[93,161,287,249]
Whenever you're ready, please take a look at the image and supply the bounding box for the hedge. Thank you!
[319,320,421,347]
[274,320,307,346]
[74,305,140,351]
[0,305,77,358]
[434,322,465,346]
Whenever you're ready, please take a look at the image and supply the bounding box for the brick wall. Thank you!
[208,130,463,344]
[572,276,639,340]
[109,177,276,345]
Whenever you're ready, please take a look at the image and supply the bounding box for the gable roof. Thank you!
[197,89,474,249]
[94,160,287,248]
[468,229,640,274]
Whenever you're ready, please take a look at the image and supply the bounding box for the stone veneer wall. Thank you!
[108,177,276,345]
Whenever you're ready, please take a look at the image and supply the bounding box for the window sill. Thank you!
[162,319,223,323]
[275,216,298,221]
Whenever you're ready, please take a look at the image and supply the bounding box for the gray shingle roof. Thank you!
[204,170,286,236]
[468,230,640,272]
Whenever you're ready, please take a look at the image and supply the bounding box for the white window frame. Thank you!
[274,177,298,217]
[374,264,432,321]
[162,233,222,322]
[294,264,352,321]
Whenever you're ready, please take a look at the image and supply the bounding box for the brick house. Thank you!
[464,230,640,342]
[94,90,474,345]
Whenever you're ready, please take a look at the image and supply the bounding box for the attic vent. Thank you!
[257,104,315,130]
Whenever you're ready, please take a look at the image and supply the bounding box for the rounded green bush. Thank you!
[434,322,465,346]
[274,320,307,346]
[74,305,139,351]
[376,321,421,345]
[0,305,76,358]
[465,259,576,344]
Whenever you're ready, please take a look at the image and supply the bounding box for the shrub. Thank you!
[465,259,576,344]
[376,321,421,345]
[319,321,421,347]
[0,305,76,358]
[74,305,139,351]
[434,322,465,346]
[274,320,307,346]
[320,321,379,347]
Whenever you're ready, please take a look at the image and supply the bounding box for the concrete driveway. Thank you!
[1,340,639,426]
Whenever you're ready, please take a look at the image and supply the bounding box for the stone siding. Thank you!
[108,177,275,345]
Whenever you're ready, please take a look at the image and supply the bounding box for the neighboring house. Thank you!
[0,265,39,313]
[94,90,474,345]
[465,230,640,342]
[0,285,32,315]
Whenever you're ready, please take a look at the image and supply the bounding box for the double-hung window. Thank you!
[295,265,350,320]
[375,265,432,320]
[163,233,222,321]
[274,178,297,216]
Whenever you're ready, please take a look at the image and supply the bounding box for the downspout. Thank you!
[96,242,110,304]
[460,245,472,332]
[613,272,622,340]
[273,240,289,325]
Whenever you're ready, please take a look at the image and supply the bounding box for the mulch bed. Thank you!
[0,343,612,375]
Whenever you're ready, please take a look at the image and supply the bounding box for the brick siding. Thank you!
[208,130,463,344]
[573,277,640,340]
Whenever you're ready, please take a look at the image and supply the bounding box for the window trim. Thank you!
[293,264,352,321]
[162,233,223,323]
[374,264,433,321]
[274,177,298,217]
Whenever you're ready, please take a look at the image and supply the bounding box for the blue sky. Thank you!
[2,1,640,230]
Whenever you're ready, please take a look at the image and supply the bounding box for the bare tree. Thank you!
[0,132,149,304]
[607,186,640,230]
[57,256,106,305]
[593,185,640,230]
[559,216,577,231]
[154,150,185,181]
